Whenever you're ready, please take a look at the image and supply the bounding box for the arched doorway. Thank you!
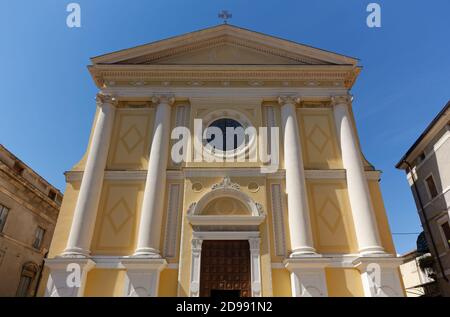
[187,177,265,297]
[200,240,251,297]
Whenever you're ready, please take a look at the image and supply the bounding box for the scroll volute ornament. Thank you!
[331,95,353,106]
[151,94,175,106]
[277,95,301,106]
[95,92,118,106]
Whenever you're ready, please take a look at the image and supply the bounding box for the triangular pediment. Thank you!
[149,42,307,65]
[92,24,358,66]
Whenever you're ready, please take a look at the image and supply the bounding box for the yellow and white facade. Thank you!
[42,24,405,297]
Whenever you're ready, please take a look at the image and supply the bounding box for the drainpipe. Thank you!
[402,160,448,282]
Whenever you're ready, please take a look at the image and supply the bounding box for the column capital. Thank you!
[96,92,118,106]
[331,95,353,106]
[248,237,261,252]
[151,94,175,106]
[191,238,203,252]
[278,95,301,106]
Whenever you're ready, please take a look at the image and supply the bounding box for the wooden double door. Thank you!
[200,240,251,297]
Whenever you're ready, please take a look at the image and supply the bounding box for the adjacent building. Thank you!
[397,101,450,296]
[400,247,440,297]
[42,24,404,297]
[0,145,62,296]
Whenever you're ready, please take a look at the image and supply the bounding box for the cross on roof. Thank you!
[218,10,232,24]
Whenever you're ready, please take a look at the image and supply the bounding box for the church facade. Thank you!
[42,24,405,297]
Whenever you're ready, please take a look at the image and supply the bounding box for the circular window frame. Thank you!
[200,110,256,159]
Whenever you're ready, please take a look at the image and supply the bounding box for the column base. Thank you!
[284,257,329,297]
[133,247,162,258]
[289,247,319,258]
[45,258,95,297]
[358,245,386,256]
[121,258,167,297]
[61,247,91,258]
[353,256,404,297]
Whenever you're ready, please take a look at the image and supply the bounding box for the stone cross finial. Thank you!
[218,10,232,24]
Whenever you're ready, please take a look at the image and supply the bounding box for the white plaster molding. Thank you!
[187,215,265,226]
[189,238,203,297]
[249,238,262,297]
[270,183,287,257]
[67,255,178,270]
[193,231,260,240]
[273,254,404,270]
[353,257,404,297]
[183,168,284,179]
[101,87,349,99]
[65,169,380,182]
[271,262,285,269]
[189,179,264,218]
[45,258,95,297]
[211,176,240,191]
[121,258,167,297]
[163,184,181,258]
[284,258,329,297]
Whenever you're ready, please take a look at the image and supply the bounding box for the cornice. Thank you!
[65,169,381,182]
[89,64,360,90]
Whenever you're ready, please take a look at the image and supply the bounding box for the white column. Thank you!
[45,258,95,297]
[249,238,262,297]
[121,259,167,297]
[332,96,384,255]
[353,257,404,297]
[134,95,173,256]
[63,93,117,256]
[279,96,316,256]
[284,258,329,297]
[189,238,203,297]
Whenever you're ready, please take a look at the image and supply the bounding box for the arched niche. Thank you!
[187,177,265,227]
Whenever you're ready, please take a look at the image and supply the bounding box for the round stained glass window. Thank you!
[206,118,244,151]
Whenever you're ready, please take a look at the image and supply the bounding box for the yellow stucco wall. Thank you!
[90,181,145,256]
[271,269,292,297]
[107,107,155,170]
[306,180,358,254]
[158,269,179,296]
[325,268,364,297]
[72,108,99,171]
[297,107,343,170]
[368,180,396,254]
[48,182,80,257]
[84,269,125,297]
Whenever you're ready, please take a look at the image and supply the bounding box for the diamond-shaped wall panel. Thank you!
[107,198,133,233]
[120,125,143,153]
[308,125,329,153]
[318,198,341,233]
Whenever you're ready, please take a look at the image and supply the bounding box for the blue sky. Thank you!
[1,1,449,254]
